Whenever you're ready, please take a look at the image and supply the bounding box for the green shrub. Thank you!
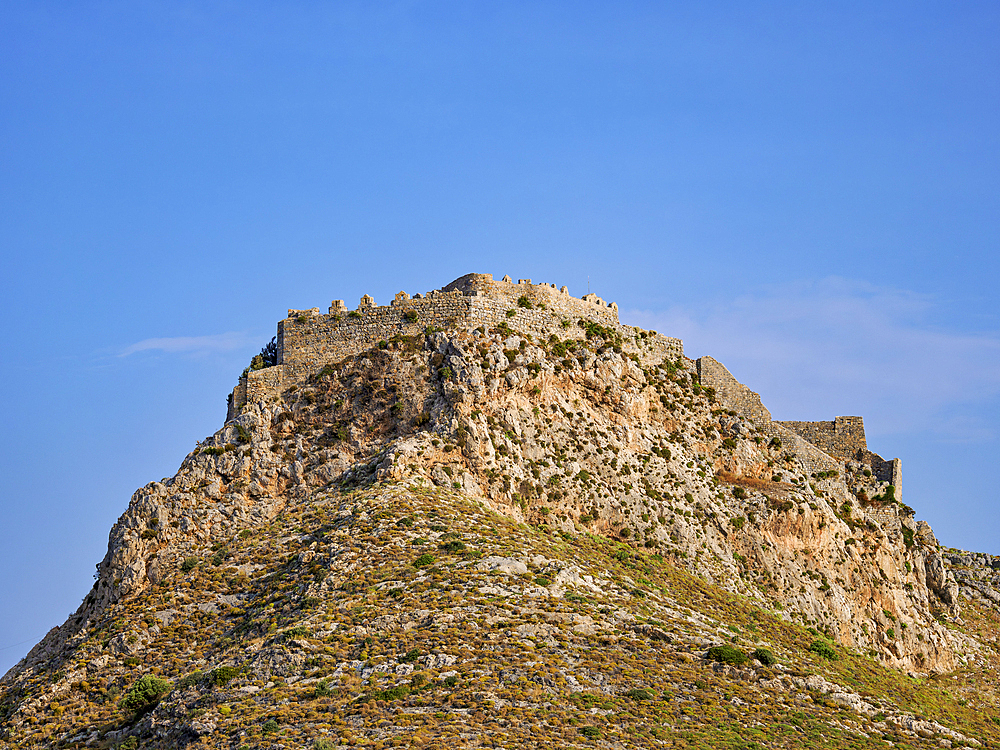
[706,645,748,665]
[412,553,435,568]
[751,648,777,666]
[118,738,138,750]
[120,675,172,714]
[175,671,204,690]
[901,526,914,549]
[180,556,198,572]
[517,296,533,309]
[262,718,279,735]
[314,679,332,698]
[211,666,240,686]
[439,540,466,554]
[579,726,602,738]
[808,639,838,660]
[369,685,410,701]
[401,648,421,663]
[315,740,337,750]
[403,310,419,323]
[626,688,655,701]
[443,674,459,687]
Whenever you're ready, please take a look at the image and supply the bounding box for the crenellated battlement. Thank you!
[229,272,683,417]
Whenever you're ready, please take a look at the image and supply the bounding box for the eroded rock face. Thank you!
[27,325,960,678]
[4,297,988,748]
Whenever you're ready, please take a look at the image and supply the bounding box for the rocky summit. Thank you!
[3,273,1000,750]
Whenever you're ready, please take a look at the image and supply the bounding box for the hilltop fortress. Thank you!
[229,272,682,417]
[229,271,901,498]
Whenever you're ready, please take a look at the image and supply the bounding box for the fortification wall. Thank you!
[776,417,868,460]
[229,272,682,414]
[696,357,772,427]
[766,423,841,476]
[695,356,897,483]
[279,292,473,376]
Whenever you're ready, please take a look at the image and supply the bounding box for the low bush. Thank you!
[211,666,240,686]
[314,679,332,698]
[706,644,748,665]
[626,687,655,701]
[120,675,172,714]
[751,648,777,666]
[175,671,204,690]
[808,639,838,660]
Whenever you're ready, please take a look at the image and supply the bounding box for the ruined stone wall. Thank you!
[279,292,473,376]
[229,273,682,414]
[442,272,622,328]
[759,423,840,476]
[695,359,893,477]
[696,357,772,427]
[777,417,868,460]
[778,418,901,493]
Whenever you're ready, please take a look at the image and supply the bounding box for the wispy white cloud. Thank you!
[622,277,1000,439]
[120,332,257,357]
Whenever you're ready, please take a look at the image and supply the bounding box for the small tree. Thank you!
[250,336,278,371]
[706,644,748,665]
[120,674,172,714]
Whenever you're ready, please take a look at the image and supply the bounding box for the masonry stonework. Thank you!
[229,273,682,419]
[695,356,902,494]
[229,272,901,498]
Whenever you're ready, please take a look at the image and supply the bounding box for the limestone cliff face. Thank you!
[52,320,958,675]
[4,276,996,749]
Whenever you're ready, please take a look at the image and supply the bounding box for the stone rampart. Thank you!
[229,273,683,414]
[696,357,772,427]
[776,417,868,460]
[695,356,899,487]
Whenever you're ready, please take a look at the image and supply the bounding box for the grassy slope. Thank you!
[8,482,998,749]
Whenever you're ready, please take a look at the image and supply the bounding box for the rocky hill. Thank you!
[2,273,999,750]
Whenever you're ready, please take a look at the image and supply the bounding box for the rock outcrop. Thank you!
[2,274,997,749]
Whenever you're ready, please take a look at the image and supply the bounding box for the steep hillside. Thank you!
[1,275,996,750]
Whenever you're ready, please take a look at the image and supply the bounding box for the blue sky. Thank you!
[1,1,997,674]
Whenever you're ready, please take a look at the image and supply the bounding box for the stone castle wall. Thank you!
[696,357,772,427]
[227,273,902,500]
[695,355,900,490]
[776,417,868,460]
[229,273,683,418]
